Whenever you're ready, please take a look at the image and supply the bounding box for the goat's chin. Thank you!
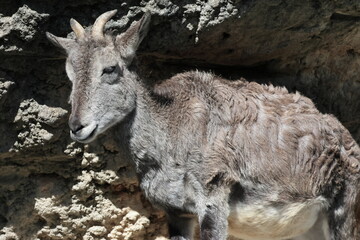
[97,111,132,134]
[96,118,122,136]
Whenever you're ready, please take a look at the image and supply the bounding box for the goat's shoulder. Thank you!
[153,70,253,108]
[153,70,223,98]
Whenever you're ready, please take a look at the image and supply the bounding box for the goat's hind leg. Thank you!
[292,212,330,240]
[167,212,195,240]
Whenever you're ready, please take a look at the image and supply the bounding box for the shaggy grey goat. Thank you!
[46,10,360,240]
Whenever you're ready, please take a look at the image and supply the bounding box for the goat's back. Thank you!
[153,71,360,200]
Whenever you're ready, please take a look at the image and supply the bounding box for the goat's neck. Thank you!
[129,80,170,167]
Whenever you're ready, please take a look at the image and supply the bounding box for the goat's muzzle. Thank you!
[69,115,98,143]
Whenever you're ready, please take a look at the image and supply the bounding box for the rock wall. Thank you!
[0,1,359,239]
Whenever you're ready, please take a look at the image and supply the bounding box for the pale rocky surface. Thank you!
[0,0,360,239]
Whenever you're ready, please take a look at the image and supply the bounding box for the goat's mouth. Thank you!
[70,123,98,143]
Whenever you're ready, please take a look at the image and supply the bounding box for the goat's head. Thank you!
[46,10,150,143]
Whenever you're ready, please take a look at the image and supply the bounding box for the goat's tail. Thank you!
[354,187,360,238]
[329,129,360,239]
[327,177,360,239]
[345,180,360,239]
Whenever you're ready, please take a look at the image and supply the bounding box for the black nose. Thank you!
[69,115,85,134]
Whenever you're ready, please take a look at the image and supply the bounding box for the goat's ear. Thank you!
[115,12,151,65]
[46,32,76,53]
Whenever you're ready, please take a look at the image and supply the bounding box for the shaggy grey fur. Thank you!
[47,10,360,240]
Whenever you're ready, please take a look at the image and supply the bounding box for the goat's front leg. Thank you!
[199,202,229,240]
[167,212,195,240]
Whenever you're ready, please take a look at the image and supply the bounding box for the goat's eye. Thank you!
[102,65,116,75]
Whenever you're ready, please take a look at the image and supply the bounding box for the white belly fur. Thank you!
[228,197,327,240]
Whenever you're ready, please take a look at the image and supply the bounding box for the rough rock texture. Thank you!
[0,0,359,239]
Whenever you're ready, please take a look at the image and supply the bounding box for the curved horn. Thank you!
[70,18,85,40]
[92,10,118,41]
